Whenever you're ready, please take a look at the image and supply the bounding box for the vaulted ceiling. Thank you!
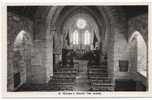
[7,6,148,21]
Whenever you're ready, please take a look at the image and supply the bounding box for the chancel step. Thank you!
[88,62,114,91]
[50,64,76,91]
[90,79,113,83]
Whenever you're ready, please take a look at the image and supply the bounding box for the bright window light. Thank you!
[84,30,90,45]
[76,18,87,29]
[73,30,79,44]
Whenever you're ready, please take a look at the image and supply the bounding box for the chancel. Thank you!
[7,6,148,91]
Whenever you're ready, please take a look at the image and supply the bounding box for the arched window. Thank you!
[129,31,147,77]
[72,30,79,45]
[84,30,90,45]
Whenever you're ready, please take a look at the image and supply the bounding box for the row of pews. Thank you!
[50,49,76,91]
[87,51,114,91]
[50,49,114,91]
[51,65,77,91]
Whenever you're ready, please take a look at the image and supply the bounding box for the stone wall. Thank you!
[103,7,129,79]
[30,40,48,84]
[128,13,148,44]
[33,6,129,83]
[19,6,147,86]
[127,13,148,87]
[7,6,148,91]
[30,16,55,84]
[7,12,33,91]
[113,11,148,82]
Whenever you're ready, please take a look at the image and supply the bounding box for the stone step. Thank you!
[89,79,112,83]
[53,78,74,81]
[55,82,74,85]
[53,79,74,83]
[90,85,114,88]
[91,82,114,86]
[88,76,112,80]
[54,72,76,75]
[88,74,108,77]
[88,74,108,76]
[88,71,108,74]
[88,65,107,68]
[56,70,77,73]
[88,69,107,71]
[58,68,76,71]
[56,70,76,73]
[53,75,76,79]
[59,67,75,69]
[88,70,108,73]
[88,68,107,70]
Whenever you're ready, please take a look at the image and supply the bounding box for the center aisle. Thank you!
[73,60,90,91]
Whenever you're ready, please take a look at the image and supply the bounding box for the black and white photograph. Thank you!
[1,2,150,97]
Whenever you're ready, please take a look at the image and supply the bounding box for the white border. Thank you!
[1,1,152,98]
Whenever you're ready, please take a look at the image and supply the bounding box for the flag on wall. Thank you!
[66,31,70,46]
[93,31,98,48]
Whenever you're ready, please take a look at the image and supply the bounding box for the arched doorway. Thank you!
[129,31,147,77]
[13,30,32,88]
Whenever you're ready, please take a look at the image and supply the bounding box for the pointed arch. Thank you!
[84,30,91,45]
[14,30,32,51]
[13,30,33,87]
[129,31,147,77]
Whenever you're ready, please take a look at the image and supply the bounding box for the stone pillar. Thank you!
[45,25,55,82]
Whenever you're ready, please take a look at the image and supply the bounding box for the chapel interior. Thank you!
[7,6,148,91]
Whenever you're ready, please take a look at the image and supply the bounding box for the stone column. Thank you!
[45,25,55,82]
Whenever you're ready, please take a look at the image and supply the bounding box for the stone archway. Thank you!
[13,30,32,89]
[129,31,147,77]
[33,6,128,85]
[45,6,112,78]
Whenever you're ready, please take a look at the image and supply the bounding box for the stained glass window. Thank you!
[76,18,87,29]
[84,30,90,45]
[73,30,79,44]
